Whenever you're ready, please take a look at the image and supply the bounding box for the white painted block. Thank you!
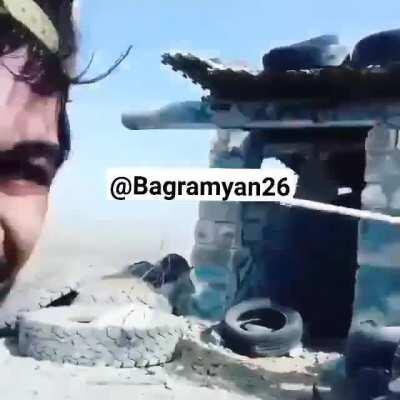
[364,154,387,183]
[390,187,400,210]
[361,183,388,210]
[365,124,397,153]
[194,220,216,245]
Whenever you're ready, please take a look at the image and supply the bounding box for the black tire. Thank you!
[222,298,303,357]
[263,35,348,72]
[351,29,400,69]
[346,323,400,377]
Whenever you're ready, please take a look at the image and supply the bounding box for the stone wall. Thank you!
[189,130,253,319]
[189,128,364,339]
[345,124,400,379]
[351,124,400,328]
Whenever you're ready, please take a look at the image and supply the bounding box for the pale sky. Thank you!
[26,0,400,280]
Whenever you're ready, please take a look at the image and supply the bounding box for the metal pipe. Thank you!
[279,197,400,224]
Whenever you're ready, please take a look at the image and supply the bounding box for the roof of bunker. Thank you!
[162,53,400,102]
[161,30,400,102]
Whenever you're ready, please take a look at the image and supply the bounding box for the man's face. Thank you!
[0,49,61,288]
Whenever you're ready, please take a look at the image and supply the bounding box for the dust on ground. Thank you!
[0,330,345,400]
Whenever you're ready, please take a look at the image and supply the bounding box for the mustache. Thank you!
[0,159,51,186]
[0,141,60,187]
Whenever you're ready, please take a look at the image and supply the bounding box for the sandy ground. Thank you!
[0,259,347,400]
[0,332,343,400]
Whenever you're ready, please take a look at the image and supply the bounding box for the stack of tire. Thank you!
[262,29,400,73]
[17,304,186,368]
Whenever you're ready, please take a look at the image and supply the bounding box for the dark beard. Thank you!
[0,258,13,303]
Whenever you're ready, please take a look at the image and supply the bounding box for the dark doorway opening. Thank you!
[243,127,369,341]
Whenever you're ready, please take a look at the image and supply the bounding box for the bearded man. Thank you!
[0,0,78,299]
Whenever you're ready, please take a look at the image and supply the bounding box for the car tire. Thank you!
[73,278,172,313]
[222,298,303,357]
[17,304,185,368]
[0,279,80,331]
[263,35,349,72]
[346,323,400,377]
[351,29,400,69]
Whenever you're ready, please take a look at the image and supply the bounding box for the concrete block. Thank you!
[243,202,284,225]
[364,154,387,183]
[361,183,388,210]
[211,155,245,168]
[195,219,242,248]
[385,150,400,176]
[214,221,241,248]
[194,220,216,245]
[358,220,400,268]
[243,203,268,222]
[390,187,400,210]
[199,201,242,222]
[190,245,248,271]
[243,221,264,242]
[209,130,249,165]
[228,130,250,151]
[365,124,397,153]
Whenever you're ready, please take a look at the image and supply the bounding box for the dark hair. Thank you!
[0,1,132,169]
[0,0,76,167]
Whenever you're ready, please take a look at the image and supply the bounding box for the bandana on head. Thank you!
[0,0,59,53]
